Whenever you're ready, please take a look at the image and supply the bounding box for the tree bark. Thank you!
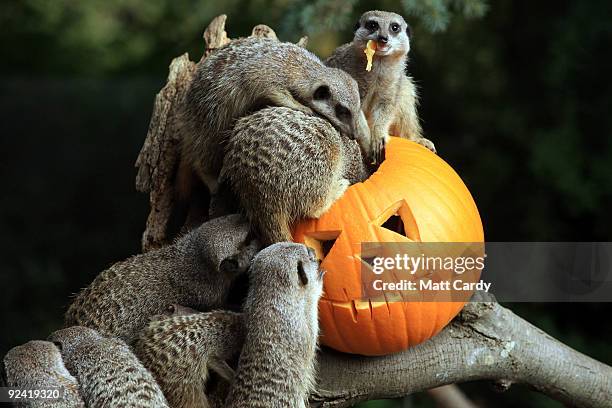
[135,53,195,251]
[312,298,612,407]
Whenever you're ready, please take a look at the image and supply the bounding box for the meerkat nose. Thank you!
[378,35,388,44]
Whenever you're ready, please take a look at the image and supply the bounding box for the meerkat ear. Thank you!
[297,260,309,286]
[354,20,361,32]
[406,24,412,38]
[51,340,63,352]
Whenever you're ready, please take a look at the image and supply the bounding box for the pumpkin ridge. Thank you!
[328,301,352,352]
[367,298,384,354]
[410,160,483,240]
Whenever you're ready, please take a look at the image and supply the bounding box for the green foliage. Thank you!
[282,0,487,35]
[288,0,359,35]
[0,0,239,74]
[0,0,487,75]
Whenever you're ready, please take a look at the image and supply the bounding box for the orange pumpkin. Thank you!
[293,137,484,356]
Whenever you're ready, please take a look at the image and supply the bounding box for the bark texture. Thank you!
[312,298,612,407]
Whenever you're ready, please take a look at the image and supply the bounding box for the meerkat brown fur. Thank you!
[219,106,369,246]
[3,340,84,408]
[65,214,250,344]
[225,243,323,408]
[49,326,169,407]
[326,10,435,161]
[180,37,371,194]
[135,310,245,408]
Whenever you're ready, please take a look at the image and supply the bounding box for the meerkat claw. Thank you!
[416,137,436,153]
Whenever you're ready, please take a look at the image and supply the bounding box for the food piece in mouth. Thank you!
[364,40,376,72]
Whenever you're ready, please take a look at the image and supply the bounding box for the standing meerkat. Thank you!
[48,326,169,407]
[219,106,369,249]
[225,242,323,408]
[3,340,84,407]
[65,214,250,344]
[180,37,372,195]
[135,310,245,408]
[326,10,435,162]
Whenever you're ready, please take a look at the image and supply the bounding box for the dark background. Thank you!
[1,0,611,407]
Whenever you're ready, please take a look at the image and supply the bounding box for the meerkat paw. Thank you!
[209,358,235,382]
[370,135,386,164]
[415,137,436,153]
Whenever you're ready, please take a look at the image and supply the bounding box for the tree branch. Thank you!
[312,298,612,407]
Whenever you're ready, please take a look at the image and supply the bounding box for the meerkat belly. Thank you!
[361,80,384,124]
[363,72,401,125]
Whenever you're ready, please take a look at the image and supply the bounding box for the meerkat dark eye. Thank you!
[365,21,379,32]
[335,105,352,120]
[313,85,331,100]
[52,341,63,352]
[297,260,309,286]
[390,23,401,33]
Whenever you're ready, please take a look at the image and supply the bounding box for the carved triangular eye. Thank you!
[303,231,341,261]
[381,214,405,236]
[375,200,420,241]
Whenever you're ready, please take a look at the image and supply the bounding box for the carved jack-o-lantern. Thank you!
[293,137,484,356]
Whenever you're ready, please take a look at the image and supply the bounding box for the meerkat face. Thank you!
[354,10,411,57]
[249,243,324,303]
[4,341,74,383]
[307,71,372,159]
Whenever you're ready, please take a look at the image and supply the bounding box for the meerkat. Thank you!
[326,10,435,162]
[225,242,323,408]
[179,36,372,196]
[48,326,169,407]
[164,303,201,317]
[145,303,201,324]
[65,214,250,344]
[3,340,84,407]
[135,310,245,408]
[219,106,369,251]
